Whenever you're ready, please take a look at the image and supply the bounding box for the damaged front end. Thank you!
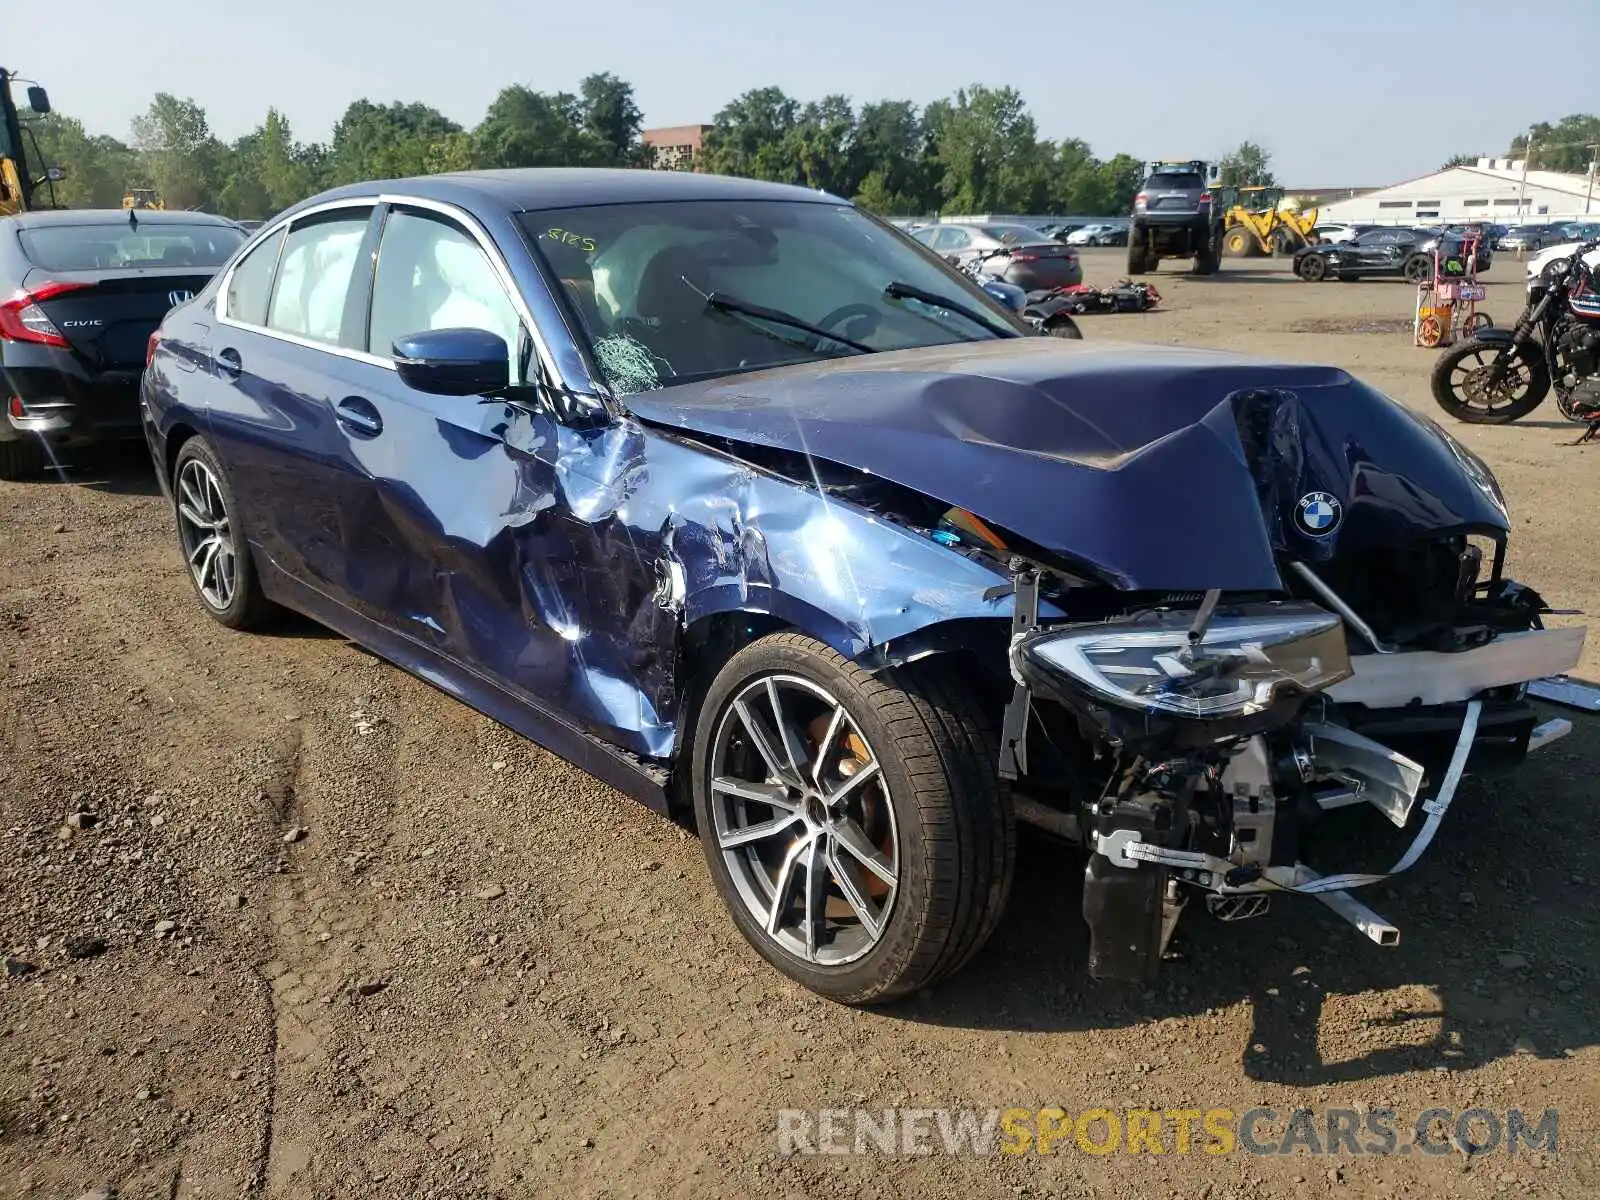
[996,552,1584,983]
[619,343,1584,983]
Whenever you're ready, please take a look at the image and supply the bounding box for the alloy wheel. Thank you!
[708,674,900,967]
[175,458,238,611]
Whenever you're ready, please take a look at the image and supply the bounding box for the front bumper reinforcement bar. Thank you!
[1096,698,1482,914]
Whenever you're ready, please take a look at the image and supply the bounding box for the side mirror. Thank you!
[393,327,509,396]
[45,166,66,182]
[26,86,51,115]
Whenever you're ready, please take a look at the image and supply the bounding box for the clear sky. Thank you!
[10,0,1599,185]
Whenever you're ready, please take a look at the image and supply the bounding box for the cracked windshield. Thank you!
[522,201,1021,394]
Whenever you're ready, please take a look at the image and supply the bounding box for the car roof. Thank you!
[295,168,846,216]
[6,208,240,229]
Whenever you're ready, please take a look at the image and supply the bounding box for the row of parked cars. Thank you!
[1290,219,1600,284]
[1291,225,1494,283]
[1313,220,1600,254]
[0,203,1102,482]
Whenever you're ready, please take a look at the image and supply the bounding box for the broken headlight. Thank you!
[1016,602,1353,740]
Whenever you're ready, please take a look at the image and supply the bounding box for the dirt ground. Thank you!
[3,249,1598,1200]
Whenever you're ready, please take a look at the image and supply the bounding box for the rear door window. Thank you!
[223,228,286,327]
[266,210,373,346]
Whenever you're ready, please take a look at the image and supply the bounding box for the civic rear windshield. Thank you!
[18,224,245,271]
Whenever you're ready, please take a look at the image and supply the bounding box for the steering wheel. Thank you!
[814,302,881,342]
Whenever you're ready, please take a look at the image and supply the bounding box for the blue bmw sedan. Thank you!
[143,168,1581,1004]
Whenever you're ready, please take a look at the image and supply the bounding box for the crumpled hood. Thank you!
[626,339,1510,591]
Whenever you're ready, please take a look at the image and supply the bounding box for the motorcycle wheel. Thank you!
[1430,339,1551,424]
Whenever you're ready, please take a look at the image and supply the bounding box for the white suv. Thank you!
[1525,241,1600,290]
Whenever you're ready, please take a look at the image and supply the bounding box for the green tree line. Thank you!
[29,77,1155,220]
[29,73,1391,220]
[1440,115,1600,173]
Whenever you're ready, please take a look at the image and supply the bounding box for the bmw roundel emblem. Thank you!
[1295,491,1342,537]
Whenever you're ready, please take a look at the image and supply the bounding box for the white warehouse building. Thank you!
[1316,158,1597,226]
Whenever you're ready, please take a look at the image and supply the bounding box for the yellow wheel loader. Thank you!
[1,66,62,215]
[122,188,165,210]
[1218,186,1319,257]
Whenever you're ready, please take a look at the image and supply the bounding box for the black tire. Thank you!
[171,437,276,629]
[1403,254,1433,284]
[1126,239,1148,275]
[1298,254,1328,282]
[1193,234,1221,275]
[0,437,46,482]
[1429,339,1551,424]
[1272,228,1303,256]
[691,633,1014,1005]
[1221,227,1252,258]
[1045,315,1083,339]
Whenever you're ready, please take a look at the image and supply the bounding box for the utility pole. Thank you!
[1515,127,1533,217]
[1586,144,1598,214]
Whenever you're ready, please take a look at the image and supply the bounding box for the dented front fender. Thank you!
[491,405,1020,761]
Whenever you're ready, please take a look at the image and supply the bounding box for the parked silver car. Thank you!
[911,222,1083,290]
[1500,225,1565,253]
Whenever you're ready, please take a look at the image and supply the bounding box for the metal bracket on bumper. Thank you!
[998,563,1042,781]
[1094,697,1485,947]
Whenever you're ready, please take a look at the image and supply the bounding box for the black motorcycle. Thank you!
[1431,237,1600,424]
[947,248,1083,340]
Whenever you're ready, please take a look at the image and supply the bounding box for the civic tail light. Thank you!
[0,281,92,348]
[1010,252,1039,262]
[7,395,23,419]
[146,331,162,368]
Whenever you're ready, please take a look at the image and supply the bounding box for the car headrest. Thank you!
[635,246,710,321]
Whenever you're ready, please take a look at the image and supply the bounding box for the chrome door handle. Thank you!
[335,396,383,438]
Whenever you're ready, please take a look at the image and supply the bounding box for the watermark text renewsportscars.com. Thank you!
[776,1106,1559,1158]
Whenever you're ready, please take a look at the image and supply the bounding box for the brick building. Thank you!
[642,125,712,171]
